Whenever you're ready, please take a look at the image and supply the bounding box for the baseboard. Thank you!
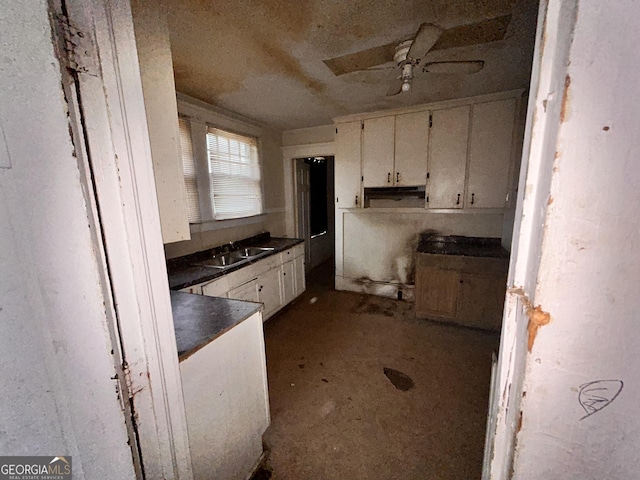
[335,275,415,301]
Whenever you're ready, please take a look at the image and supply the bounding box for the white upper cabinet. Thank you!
[131,1,190,243]
[334,90,521,210]
[427,106,470,209]
[467,99,517,209]
[335,121,362,208]
[362,116,395,187]
[362,112,430,187]
[394,111,430,186]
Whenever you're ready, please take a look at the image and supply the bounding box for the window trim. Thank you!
[176,93,266,231]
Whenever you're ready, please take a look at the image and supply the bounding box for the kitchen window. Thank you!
[206,127,262,220]
[178,111,265,227]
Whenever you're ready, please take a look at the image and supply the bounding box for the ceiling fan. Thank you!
[323,15,511,96]
[385,23,485,96]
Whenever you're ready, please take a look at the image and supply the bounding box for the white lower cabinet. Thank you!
[257,267,282,318]
[228,278,259,303]
[180,311,269,480]
[281,260,296,305]
[294,254,305,295]
[198,243,306,321]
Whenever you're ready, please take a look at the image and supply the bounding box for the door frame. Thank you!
[294,158,312,268]
[57,0,193,477]
[484,0,579,478]
[282,142,334,250]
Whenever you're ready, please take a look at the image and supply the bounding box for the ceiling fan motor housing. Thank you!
[394,40,414,66]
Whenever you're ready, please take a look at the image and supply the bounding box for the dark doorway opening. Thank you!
[295,156,335,272]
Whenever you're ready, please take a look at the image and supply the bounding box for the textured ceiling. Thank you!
[167,0,539,131]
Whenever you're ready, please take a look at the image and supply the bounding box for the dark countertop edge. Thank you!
[416,236,509,259]
[171,291,263,363]
[416,248,510,259]
[168,236,304,290]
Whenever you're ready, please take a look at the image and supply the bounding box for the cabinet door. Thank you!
[415,266,459,318]
[467,99,516,208]
[281,260,296,305]
[427,106,470,209]
[334,121,362,208]
[395,111,429,186]
[228,279,259,303]
[362,116,395,187]
[457,273,507,330]
[257,267,282,320]
[294,254,306,296]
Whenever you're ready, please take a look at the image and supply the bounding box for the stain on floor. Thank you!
[383,367,415,391]
[263,258,499,480]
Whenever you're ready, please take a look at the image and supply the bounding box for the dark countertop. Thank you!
[171,290,262,361]
[417,235,510,259]
[167,234,304,290]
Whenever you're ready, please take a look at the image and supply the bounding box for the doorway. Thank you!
[295,156,335,272]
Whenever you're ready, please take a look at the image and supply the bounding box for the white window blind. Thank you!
[179,117,202,223]
[206,127,263,220]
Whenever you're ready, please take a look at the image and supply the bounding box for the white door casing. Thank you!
[484,1,578,478]
[58,0,193,478]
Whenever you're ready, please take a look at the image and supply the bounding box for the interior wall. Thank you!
[501,94,529,251]
[282,124,336,147]
[262,127,287,237]
[0,0,136,476]
[512,1,640,477]
[343,211,504,284]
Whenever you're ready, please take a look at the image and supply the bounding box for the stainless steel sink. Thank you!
[192,246,275,269]
[232,247,275,258]
[193,254,247,269]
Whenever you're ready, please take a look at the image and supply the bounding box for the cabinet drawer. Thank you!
[281,244,304,262]
[201,277,230,297]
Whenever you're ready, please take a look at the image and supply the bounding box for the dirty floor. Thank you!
[261,259,500,480]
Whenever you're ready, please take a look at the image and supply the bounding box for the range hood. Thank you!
[363,186,426,208]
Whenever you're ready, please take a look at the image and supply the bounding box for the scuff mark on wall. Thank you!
[560,74,571,122]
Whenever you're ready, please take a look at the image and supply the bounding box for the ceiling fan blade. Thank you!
[324,42,397,76]
[423,60,485,74]
[407,23,443,60]
[431,15,511,52]
[386,77,404,96]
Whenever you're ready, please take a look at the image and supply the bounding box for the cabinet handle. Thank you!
[387,172,391,183]
[471,193,475,205]
[456,193,461,205]
[259,286,263,292]
[355,195,359,205]
[396,172,400,183]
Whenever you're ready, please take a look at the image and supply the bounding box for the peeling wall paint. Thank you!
[505,1,640,478]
